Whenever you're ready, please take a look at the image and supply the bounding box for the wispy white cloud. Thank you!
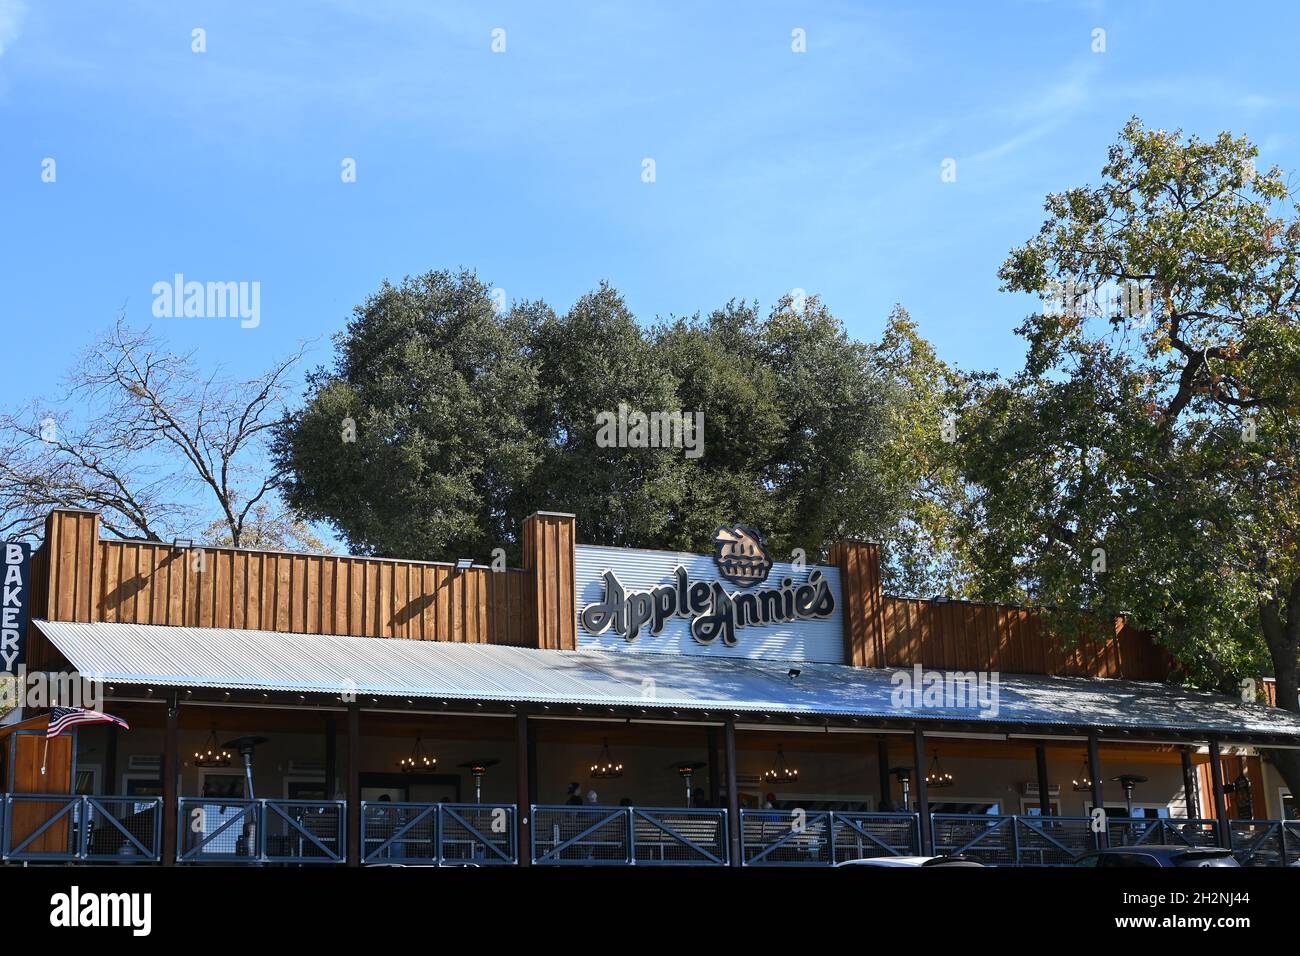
[0,0,24,59]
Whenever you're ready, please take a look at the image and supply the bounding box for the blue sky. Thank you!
[2,0,1297,399]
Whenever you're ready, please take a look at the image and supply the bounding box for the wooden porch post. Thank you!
[876,736,892,811]
[1180,747,1198,819]
[346,704,360,866]
[724,717,740,866]
[324,715,337,799]
[1035,741,1052,816]
[1208,739,1230,848]
[912,727,932,854]
[706,727,721,808]
[105,723,119,798]
[1087,732,1107,848]
[161,694,179,866]
[516,712,531,866]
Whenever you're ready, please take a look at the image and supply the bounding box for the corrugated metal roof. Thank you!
[34,619,1300,739]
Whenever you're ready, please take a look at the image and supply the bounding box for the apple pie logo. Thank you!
[712,524,773,588]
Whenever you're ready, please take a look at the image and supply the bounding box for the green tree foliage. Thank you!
[276,273,969,594]
[962,118,1300,790]
[275,271,543,560]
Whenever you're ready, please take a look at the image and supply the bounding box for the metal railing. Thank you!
[830,812,921,862]
[630,808,727,865]
[741,809,833,865]
[2,794,163,863]
[1229,819,1300,867]
[530,806,728,865]
[932,814,1097,866]
[179,798,345,864]
[1108,817,1219,850]
[179,798,260,863]
[742,810,924,866]
[263,801,345,863]
[83,796,163,862]
[362,801,439,864]
[439,804,516,865]
[5,795,1300,867]
[362,802,517,865]
[532,805,632,864]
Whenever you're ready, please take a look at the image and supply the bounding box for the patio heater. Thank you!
[223,736,269,799]
[222,736,269,862]
[458,759,500,804]
[890,766,912,812]
[674,761,707,807]
[1110,773,1148,818]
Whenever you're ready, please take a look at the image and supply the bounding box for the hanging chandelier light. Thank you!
[925,749,954,788]
[761,745,798,784]
[589,737,624,779]
[193,725,232,768]
[398,734,437,773]
[1072,754,1093,792]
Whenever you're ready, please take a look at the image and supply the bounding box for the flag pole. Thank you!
[44,691,55,774]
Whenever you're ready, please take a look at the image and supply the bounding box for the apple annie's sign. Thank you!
[579,525,836,647]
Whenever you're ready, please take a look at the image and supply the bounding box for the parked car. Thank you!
[1072,845,1240,867]
[836,855,984,867]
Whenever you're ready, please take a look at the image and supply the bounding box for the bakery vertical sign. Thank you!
[2,542,31,675]
[574,525,845,663]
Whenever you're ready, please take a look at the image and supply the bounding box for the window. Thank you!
[768,794,874,812]
[1281,789,1297,820]
[1020,798,1062,816]
[122,774,162,797]
[201,771,245,799]
[926,799,1001,815]
[74,765,100,795]
[285,777,328,800]
[1089,803,1170,819]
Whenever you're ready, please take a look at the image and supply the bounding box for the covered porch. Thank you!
[6,618,1300,866]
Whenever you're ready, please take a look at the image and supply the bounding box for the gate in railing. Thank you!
[179,799,345,864]
[829,812,920,862]
[931,814,1096,866]
[2,794,163,863]
[1108,817,1219,850]
[1230,819,1300,867]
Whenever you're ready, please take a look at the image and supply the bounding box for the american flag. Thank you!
[46,707,130,739]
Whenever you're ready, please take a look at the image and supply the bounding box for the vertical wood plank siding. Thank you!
[39,510,532,646]
[834,537,1171,681]
[35,509,1166,676]
[521,512,576,651]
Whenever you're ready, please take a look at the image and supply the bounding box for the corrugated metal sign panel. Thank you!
[32,619,1300,739]
[573,544,846,663]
